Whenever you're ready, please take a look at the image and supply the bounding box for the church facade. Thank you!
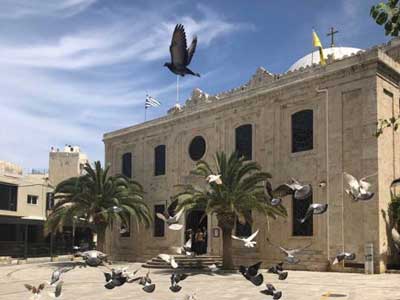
[103,38,400,273]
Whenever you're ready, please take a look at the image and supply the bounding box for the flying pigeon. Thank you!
[267,239,312,264]
[232,229,259,248]
[164,24,200,77]
[272,178,312,200]
[260,283,282,300]
[47,280,63,298]
[49,266,73,285]
[267,263,288,280]
[206,174,222,185]
[332,252,356,265]
[169,273,189,292]
[158,254,179,268]
[298,203,328,224]
[264,180,283,206]
[343,172,375,201]
[75,250,108,267]
[239,262,264,286]
[24,283,46,300]
[174,238,194,256]
[156,208,184,231]
[104,268,129,289]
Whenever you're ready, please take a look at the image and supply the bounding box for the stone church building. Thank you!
[103,38,400,273]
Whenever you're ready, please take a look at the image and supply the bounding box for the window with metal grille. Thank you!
[122,152,132,178]
[291,110,313,153]
[292,191,313,236]
[154,145,166,176]
[0,183,17,211]
[235,124,252,160]
[189,136,206,161]
[154,204,165,237]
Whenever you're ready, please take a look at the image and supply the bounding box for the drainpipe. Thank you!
[316,87,330,263]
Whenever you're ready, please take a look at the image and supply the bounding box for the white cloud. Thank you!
[0,2,249,170]
[0,0,96,18]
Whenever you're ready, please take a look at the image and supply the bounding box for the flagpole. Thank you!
[176,75,179,104]
[144,107,147,122]
[311,29,314,65]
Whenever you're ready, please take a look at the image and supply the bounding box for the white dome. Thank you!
[288,47,363,72]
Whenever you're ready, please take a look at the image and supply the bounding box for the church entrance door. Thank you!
[185,210,207,255]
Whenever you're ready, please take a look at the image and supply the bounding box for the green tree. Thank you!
[45,161,151,252]
[371,0,400,36]
[173,152,286,269]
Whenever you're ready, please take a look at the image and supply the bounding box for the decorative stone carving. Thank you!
[167,103,184,115]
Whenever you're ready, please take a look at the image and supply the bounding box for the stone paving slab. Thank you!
[0,261,399,300]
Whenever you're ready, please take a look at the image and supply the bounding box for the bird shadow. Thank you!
[150,268,236,277]
[37,261,87,269]
[323,294,347,298]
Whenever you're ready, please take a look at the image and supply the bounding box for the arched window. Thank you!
[154,145,166,176]
[235,124,252,160]
[121,152,132,178]
[189,136,206,161]
[292,191,313,236]
[291,110,313,153]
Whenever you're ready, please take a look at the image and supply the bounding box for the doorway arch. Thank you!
[185,210,207,255]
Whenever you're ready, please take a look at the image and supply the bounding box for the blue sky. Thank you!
[0,0,390,171]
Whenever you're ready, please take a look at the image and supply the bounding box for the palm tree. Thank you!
[173,152,287,269]
[45,161,151,252]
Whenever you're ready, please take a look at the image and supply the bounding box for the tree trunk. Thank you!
[96,225,107,253]
[217,213,235,270]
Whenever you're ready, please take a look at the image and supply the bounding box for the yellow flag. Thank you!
[312,30,326,65]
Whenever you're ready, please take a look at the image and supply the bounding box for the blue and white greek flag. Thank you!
[145,94,161,109]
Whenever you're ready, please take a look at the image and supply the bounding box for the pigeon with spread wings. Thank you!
[267,238,312,264]
[156,207,184,231]
[264,180,283,206]
[298,203,328,224]
[232,229,259,248]
[273,178,312,200]
[164,24,200,77]
[24,283,46,300]
[344,172,375,201]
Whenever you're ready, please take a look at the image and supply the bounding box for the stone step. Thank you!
[142,255,223,269]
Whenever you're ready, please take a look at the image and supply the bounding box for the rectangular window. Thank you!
[154,204,165,237]
[46,192,54,210]
[0,183,18,211]
[27,195,38,205]
[292,192,313,236]
[120,217,131,238]
[235,124,252,160]
[154,145,166,176]
[291,110,313,153]
[122,152,132,178]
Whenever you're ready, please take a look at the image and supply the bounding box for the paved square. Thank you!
[0,261,399,300]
